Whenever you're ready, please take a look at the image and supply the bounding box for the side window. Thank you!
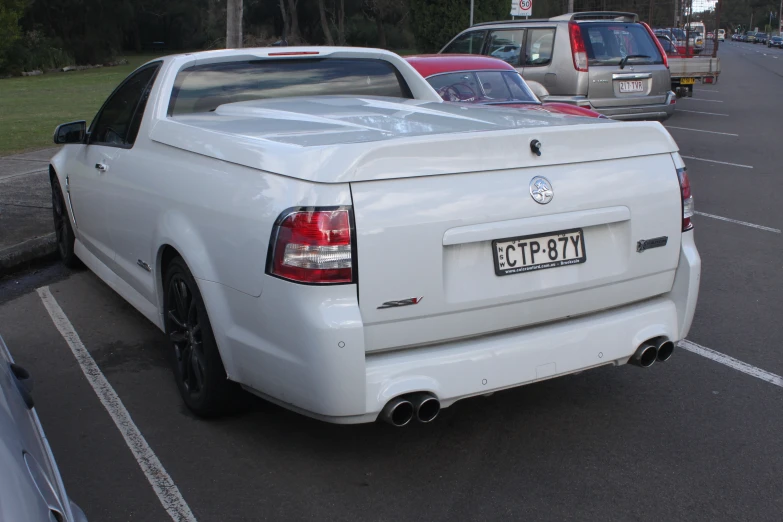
[90,65,159,147]
[126,68,159,145]
[442,31,487,55]
[525,28,555,66]
[487,30,524,66]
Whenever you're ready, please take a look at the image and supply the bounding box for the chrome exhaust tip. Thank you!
[411,393,440,423]
[379,397,414,427]
[630,343,658,368]
[655,338,675,362]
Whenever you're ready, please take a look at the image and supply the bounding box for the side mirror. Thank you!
[53,121,86,145]
[526,80,550,100]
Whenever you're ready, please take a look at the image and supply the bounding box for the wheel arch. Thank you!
[155,240,239,380]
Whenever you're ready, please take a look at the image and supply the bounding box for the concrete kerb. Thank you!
[0,234,58,276]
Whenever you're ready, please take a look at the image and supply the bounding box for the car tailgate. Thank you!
[351,152,682,353]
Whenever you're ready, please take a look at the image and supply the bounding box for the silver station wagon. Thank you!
[440,11,675,120]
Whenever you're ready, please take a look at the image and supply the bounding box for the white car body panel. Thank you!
[50,47,700,423]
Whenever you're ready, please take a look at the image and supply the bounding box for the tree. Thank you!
[227,0,243,47]
[318,0,335,44]
[410,0,508,52]
[287,0,300,41]
[363,0,406,49]
[0,0,27,61]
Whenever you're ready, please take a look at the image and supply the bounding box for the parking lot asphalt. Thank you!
[1,42,781,521]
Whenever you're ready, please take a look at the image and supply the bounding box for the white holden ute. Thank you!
[49,47,700,426]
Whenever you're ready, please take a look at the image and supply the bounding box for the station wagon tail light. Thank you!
[643,22,669,69]
[677,168,694,231]
[267,208,354,284]
[568,22,588,72]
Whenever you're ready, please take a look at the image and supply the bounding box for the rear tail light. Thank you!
[677,167,694,231]
[643,22,669,68]
[267,207,355,284]
[568,22,588,72]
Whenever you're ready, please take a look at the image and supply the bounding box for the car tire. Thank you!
[50,175,82,269]
[164,257,241,417]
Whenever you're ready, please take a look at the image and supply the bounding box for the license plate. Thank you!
[618,80,644,93]
[680,77,695,85]
[492,229,587,276]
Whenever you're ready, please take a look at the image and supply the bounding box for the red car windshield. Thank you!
[426,70,538,104]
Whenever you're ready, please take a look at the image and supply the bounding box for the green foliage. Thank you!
[409,0,509,52]
[0,54,160,155]
[0,0,27,68]
[2,31,74,75]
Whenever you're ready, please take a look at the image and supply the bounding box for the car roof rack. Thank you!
[549,12,639,22]
[471,19,548,27]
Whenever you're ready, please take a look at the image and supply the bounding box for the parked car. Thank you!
[769,36,783,48]
[656,34,680,56]
[756,33,768,44]
[671,27,703,52]
[405,54,606,118]
[0,335,88,521]
[745,31,757,43]
[49,46,700,426]
[440,12,675,120]
[718,29,725,41]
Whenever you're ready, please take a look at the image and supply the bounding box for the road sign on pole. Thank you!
[511,0,532,18]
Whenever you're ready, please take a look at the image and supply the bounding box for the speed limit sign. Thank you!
[511,0,532,17]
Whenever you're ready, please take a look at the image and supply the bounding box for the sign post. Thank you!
[511,0,532,18]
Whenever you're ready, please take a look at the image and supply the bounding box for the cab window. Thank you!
[90,65,160,147]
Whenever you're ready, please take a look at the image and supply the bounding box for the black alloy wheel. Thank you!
[50,175,80,268]
[167,274,207,398]
[164,257,239,416]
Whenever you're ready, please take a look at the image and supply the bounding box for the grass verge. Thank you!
[0,55,163,156]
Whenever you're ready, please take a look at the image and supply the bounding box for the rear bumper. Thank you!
[204,233,700,425]
[543,94,676,120]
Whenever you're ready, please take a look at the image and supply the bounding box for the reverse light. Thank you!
[568,22,589,72]
[267,207,354,284]
[677,168,694,231]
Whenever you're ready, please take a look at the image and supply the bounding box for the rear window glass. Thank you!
[580,23,663,66]
[168,58,413,115]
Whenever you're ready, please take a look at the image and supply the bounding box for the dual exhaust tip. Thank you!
[630,337,675,368]
[381,338,674,425]
[379,392,440,427]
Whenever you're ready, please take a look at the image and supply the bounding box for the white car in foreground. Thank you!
[50,47,700,426]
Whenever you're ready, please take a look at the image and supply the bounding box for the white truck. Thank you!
[669,54,721,97]
[48,47,701,425]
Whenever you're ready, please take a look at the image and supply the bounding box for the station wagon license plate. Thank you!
[618,80,644,93]
[492,229,587,276]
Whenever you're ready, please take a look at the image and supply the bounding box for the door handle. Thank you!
[95,163,108,172]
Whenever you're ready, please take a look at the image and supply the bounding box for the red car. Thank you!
[405,54,606,118]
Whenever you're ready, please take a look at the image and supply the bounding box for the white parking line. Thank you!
[694,211,781,233]
[665,126,738,137]
[681,98,724,103]
[679,340,783,388]
[677,109,729,117]
[36,287,197,522]
[681,155,753,169]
